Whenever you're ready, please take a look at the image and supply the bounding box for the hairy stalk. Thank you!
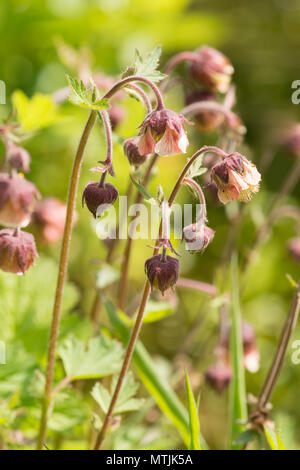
[94,146,226,449]
[252,280,300,419]
[117,153,159,310]
[181,101,237,128]
[37,110,97,450]
[163,51,201,74]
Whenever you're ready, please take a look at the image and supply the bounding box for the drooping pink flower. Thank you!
[211,152,261,204]
[283,124,300,158]
[33,198,69,244]
[183,223,215,253]
[137,108,190,157]
[0,173,40,227]
[7,143,31,173]
[123,137,151,167]
[190,46,234,93]
[287,237,300,263]
[205,362,232,393]
[0,228,38,274]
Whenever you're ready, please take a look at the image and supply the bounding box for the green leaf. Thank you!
[264,426,286,450]
[66,75,109,110]
[103,297,193,447]
[12,90,60,132]
[229,253,247,449]
[58,335,124,380]
[91,372,144,415]
[119,300,175,326]
[233,429,258,446]
[122,47,166,83]
[185,371,203,450]
[95,264,120,289]
[130,174,153,200]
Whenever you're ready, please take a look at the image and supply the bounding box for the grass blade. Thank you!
[103,297,191,445]
[229,253,247,449]
[185,370,204,450]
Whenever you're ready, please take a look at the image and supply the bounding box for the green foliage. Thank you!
[12,91,60,132]
[91,372,144,415]
[185,371,204,450]
[118,300,175,326]
[58,335,124,380]
[95,264,120,289]
[264,426,286,450]
[122,47,166,83]
[66,75,109,110]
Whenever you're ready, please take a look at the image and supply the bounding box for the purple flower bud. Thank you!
[123,137,151,167]
[211,152,261,204]
[287,237,300,263]
[137,108,189,156]
[145,254,179,295]
[205,363,232,393]
[0,228,38,274]
[7,144,31,173]
[0,173,40,227]
[82,182,118,218]
[190,46,234,93]
[183,223,215,253]
[185,90,224,132]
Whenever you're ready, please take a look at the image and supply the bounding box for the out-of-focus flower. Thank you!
[0,173,40,227]
[190,46,234,93]
[0,228,38,274]
[123,137,151,167]
[108,105,126,130]
[145,254,179,295]
[283,124,300,158]
[137,108,189,156]
[205,362,232,393]
[211,152,261,204]
[221,321,260,373]
[82,182,118,218]
[183,223,215,253]
[7,143,31,173]
[32,198,70,244]
[287,237,300,263]
[185,90,224,132]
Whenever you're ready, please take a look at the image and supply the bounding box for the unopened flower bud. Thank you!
[211,152,261,204]
[205,363,232,393]
[108,105,126,130]
[185,90,223,132]
[33,198,70,244]
[190,46,234,93]
[0,173,40,227]
[287,237,300,263]
[82,182,118,218]
[137,108,189,157]
[123,137,151,167]
[0,228,38,274]
[183,223,215,253]
[7,144,31,173]
[283,124,300,158]
[145,254,179,295]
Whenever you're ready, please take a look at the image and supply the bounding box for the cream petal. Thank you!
[137,127,156,155]
[243,161,261,186]
[229,170,249,191]
[155,125,188,156]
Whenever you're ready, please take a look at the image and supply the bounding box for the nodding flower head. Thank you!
[7,143,31,173]
[283,124,300,158]
[211,152,261,204]
[287,237,300,263]
[0,173,40,228]
[82,181,118,218]
[137,108,190,157]
[185,90,224,132]
[0,228,38,274]
[190,46,234,93]
[123,137,151,168]
[205,362,232,394]
[145,254,179,295]
[33,198,69,244]
[221,321,260,373]
[183,223,215,253]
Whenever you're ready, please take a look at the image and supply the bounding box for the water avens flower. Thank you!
[82,181,118,218]
[183,223,215,253]
[0,228,38,274]
[287,237,300,263]
[211,152,261,204]
[283,124,300,158]
[7,143,31,173]
[145,254,179,295]
[190,46,234,93]
[137,108,189,156]
[33,198,69,244]
[205,363,232,393]
[185,90,224,132]
[123,137,151,167]
[0,173,40,227]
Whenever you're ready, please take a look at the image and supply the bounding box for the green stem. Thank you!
[37,110,97,450]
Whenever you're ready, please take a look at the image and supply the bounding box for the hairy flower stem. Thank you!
[117,153,159,310]
[37,110,97,450]
[163,51,201,74]
[253,280,300,417]
[94,146,226,449]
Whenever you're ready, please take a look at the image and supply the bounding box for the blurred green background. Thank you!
[0,0,300,450]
